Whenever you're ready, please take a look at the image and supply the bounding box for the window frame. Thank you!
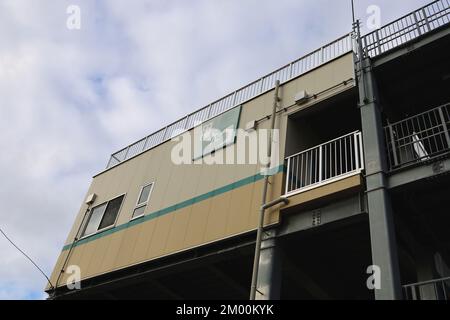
[131,182,154,221]
[80,193,126,239]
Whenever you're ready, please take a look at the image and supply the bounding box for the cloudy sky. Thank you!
[0,0,430,300]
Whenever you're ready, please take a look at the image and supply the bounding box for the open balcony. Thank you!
[385,103,450,171]
[285,131,364,196]
[403,277,450,300]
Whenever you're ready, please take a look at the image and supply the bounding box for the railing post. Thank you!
[285,157,291,195]
[123,146,130,161]
[354,133,360,170]
[231,91,237,107]
[438,106,450,148]
[375,30,382,56]
[358,132,364,170]
[413,11,423,36]
[387,124,399,168]
[421,8,431,32]
[142,136,149,151]
[259,77,264,93]
[206,103,213,118]
[318,145,323,183]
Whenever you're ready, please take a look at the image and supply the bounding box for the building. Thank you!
[46,0,450,300]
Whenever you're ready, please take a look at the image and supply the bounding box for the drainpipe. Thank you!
[250,80,289,300]
[52,205,91,297]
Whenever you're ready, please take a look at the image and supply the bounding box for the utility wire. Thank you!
[0,226,54,290]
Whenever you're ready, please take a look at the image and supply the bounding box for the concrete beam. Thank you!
[278,194,365,237]
[388,158,450,189]
[372,27,450,68]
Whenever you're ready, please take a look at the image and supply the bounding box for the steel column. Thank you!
[255,235,282,300]
[356,21,402,300]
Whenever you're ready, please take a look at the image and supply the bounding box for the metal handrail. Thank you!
[384,103,450,170]
[104,0,450,172]
[104,33,355,170]
[361,0,450,58]
[284,131,364,195]
[403,276,450,300]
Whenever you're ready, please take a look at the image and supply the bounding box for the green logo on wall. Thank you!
[193,106,241,160]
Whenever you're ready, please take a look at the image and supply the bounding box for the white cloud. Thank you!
[0,0,431,299]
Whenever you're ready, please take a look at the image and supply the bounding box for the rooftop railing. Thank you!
[361,0,450,58]
[105,33,355,170]
[104,0,450,172]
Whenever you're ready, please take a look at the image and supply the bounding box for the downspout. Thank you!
[52,205,91,297]
[250,80,289,300]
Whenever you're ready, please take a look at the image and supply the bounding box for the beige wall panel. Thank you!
[247,174,282,229]
[159,159,189,210]
[57,245,85,285]
[226,183,256,236]
[165,207,192,253]
[147,213,174,259]
[76,240,97,278]
[284,174,362,209]
[99,231,125,274]
[176,164,204,202]
[85,236,112,278]
[193,161,219,196]
[183,199,211,248]
[113,224,143,269]
[48,250,69,290]
[130,219,157,265]
[203,191,233,243]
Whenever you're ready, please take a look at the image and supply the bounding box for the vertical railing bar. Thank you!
[339,138,343,175]
[443,281,448,300]
[319,145,323,183]
[285,157,291,194]
[301,153,305,188]
[433,282,439,300]
[358,132,364,170]
[388,124,399,167]
[422,8,432,32]
[123,146,130,161]
[413,11,423,36]
[411,285,418,300]
[354,133,360,170]
[438,106,450,148]
[334,141,337,177]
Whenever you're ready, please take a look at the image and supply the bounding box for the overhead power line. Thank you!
[0,226,54,290]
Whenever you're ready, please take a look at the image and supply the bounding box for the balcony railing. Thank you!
[104,1,450,173]
[284,131,364,196]
[403,276,450,300]
[361,0,450,59]
[385,103,450,170]
[105,34,355,170]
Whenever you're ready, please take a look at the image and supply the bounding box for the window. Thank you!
[81,195,125,237]
[132,183,154,219]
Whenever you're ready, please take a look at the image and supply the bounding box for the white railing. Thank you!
[105,33,355,170]
[361,0,450,58]
[105,1,450,172]
[285,131,364,196]
[385,103,450,170]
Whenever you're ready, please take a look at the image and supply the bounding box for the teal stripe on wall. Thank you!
[62,164,285,251]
